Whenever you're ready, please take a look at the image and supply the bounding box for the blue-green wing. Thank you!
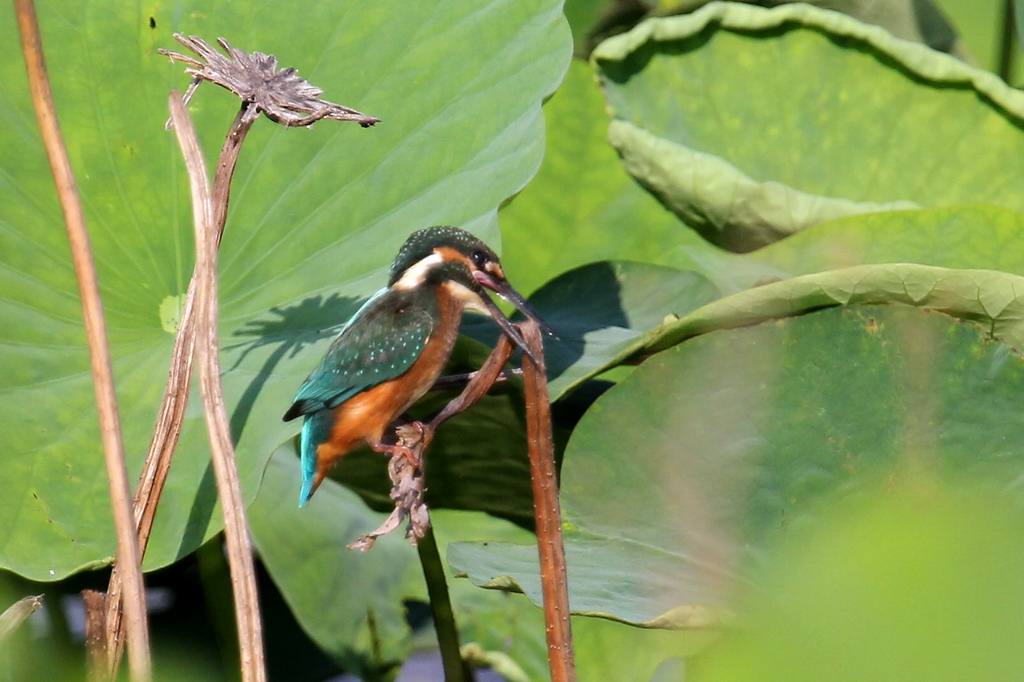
[283,287,435,420]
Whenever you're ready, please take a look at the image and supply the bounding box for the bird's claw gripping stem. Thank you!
[372,442,420,468]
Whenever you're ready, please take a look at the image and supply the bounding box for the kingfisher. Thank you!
[283,225,548,506]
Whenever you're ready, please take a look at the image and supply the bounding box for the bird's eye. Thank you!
[471,250,488,268]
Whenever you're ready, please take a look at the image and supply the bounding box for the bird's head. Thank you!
[388,226,552,358]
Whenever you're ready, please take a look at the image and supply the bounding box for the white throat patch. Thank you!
[393,252,444,290]
[444,280,490,314]
[392,250,491,315]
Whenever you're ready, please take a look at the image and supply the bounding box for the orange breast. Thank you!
[312,286,465,486]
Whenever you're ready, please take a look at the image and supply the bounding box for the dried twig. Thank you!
[13,2,151,679]
[104,101,258,676]
[346,425,429,551]
[520,321,575,682]
[158,34,380,128]
[428,336,516,431]
[169,92,266,682]
[107,36,378,675]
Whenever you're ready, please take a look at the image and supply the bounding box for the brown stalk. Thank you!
[520,320,576,682]
[13,1,152,679]
[81,590,108,682]
[103,102,258,675]
[428,337,515,432]
[168,92,266,682]
[108,32,375,672]
[352,325,576,680]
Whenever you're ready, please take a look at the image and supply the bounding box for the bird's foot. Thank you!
[402,420,427,441]
[372,441,420,468]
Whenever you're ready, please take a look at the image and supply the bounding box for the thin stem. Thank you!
[430,367,520,392]
[103,277,197,670]
[366,609,383,670]
[429,336,514,432]
[212,103,260,232]
[417,524,473,682]
[13,2,151,679]
[361,324,576,681]
[104,102,258,675]
[520,321,576,682]
[169,92,266,682]
[999,0,1017,83]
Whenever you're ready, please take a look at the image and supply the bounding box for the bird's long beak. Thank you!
[478,295,539,364]
[473,270,554,364]
[472,270,556,337]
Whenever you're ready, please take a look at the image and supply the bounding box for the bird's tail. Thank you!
[298,410,331,507]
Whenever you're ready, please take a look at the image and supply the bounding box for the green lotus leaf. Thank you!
[1016,1,1024,68]
[770,0,963,54]
[675,0,965,55]
[677,205,1024,298]
[936,0,1022,80]
[688,486,1024,681]
[253,446,699,680]
[450,305,1024,626]
[532,262,716,395]
[643,264,1024,354]
[248,445,415,676]
[593,2,1024,249]
[463,260,719,400]
[0,1,570,580]
[605,119,916,251]
[499,59,720,298]
[549,263,1024,397]
[747,206,1024,278]
[532,261,720,397]
[563,0,621,54]
[571,0,964,59]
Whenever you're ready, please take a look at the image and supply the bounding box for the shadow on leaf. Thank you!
[176,293,360,557]
[462,261,629,383]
